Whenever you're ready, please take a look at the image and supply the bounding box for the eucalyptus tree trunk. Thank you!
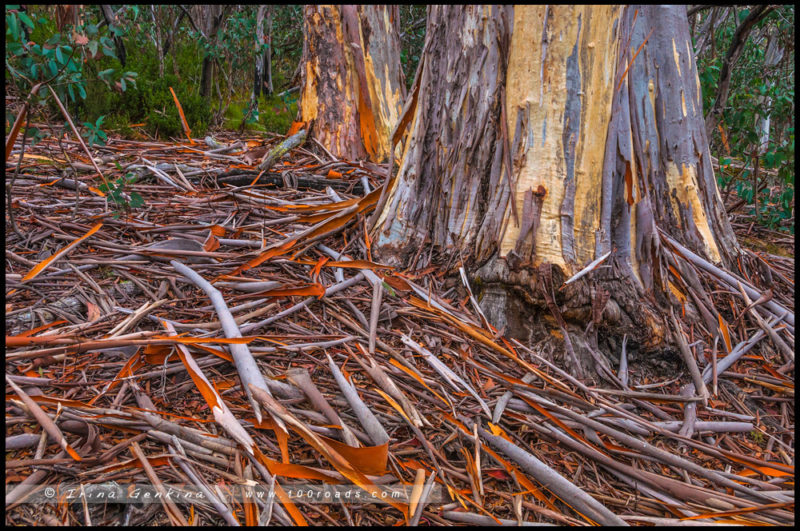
[198,5,227,101]
[264,6,273,96]
[298,5,405,162]
[371,6,740,364]
[248,5,267,123]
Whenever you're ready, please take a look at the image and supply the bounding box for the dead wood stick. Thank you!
[161,321,267,455]
[661,232,794,330]
[130,441,189,526]
[737,281,793,363]
[368,280,383,355]
[350,348,426,428]
[326,353,390,446]
[529,394,779,504]
[286,368,361,447]
[402,334,492,417]
[46,85,109,189]
[441,511,556,526]
[5,450,67,508]
[6,379,81,464]
[465,418,627,526]
[701,326,771,383]
[169,438,240,526]
[409,469,438,526]
[492,373,535,424]
[670,313,709,407]
[257,129,307,172]
[239,272,365,334]
[170,260,279,428]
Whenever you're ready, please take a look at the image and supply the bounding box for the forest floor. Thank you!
[5,130,794,526]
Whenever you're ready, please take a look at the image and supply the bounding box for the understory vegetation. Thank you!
[5,5,794,233]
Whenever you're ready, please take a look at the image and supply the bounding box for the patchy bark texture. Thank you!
[299,5,404,163]
[373,5,740,354]
[374,5,514,269]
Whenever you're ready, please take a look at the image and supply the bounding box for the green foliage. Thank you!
[81,115,107,147]
[225,94,298,135]
[693,5,794,233]
[81,42,211,139]
[5,5,140,157]
[98,171,144,218]
[398,6,427,90]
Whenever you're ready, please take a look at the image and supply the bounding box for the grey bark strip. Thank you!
[670,313,710,407]
[662,232,794,330]
[368,280,383,355]
[528,392,780,504]
[350,348,427,428]
[170,260,278,428]
[401,334,492,418]
[287,367,361,447]
[327,353,390,446]
[6,376,81,462]
[466,419,627,526]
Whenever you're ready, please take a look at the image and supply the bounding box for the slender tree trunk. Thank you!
[198,5,227,101]
[100,4,126,66]
[249,5,267,122]
[299,5,405,162]
[704,5,774,138]
[265,6,274,96]
[372,6,741,360]
[149,5,163,77]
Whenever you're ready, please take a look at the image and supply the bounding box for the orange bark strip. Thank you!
[262,455,342,482]
[310,257,329,280]
[624,161,634,206]
[272,479,308,526]
[88,351,145,405]
[9,320,68,339]
[242,283,326,300]
[718,313,733,353]
[169,86,195,144]
[21,222,103,282]
[173,342,221,410]
[287,121,307,137]
[291,258,393,271]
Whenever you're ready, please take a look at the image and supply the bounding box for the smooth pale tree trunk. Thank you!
[371,6,740,362]
[247,5,267,126]
[298,5,405,162]
[265,6,273,96]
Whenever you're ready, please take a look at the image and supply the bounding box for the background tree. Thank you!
[370,5,743,367]
[298,5,405,162]
[691,5,794,232]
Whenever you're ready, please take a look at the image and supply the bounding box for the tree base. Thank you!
[472,254,676,379]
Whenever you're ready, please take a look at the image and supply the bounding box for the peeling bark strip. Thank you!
[375,6,513,266]
[559,15,582,267]
[512,186,545,265]
[299,6,403,163]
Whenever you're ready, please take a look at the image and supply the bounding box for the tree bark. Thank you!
[250,5,267,119]
[197,5,228,101]
[265,6,274,96]
[299,5,405,162]
[372,6,741,359]
[100,4,126,67]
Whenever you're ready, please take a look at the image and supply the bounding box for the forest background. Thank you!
[5,4,794,235]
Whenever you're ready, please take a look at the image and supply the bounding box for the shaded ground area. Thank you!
[6,131,794,525]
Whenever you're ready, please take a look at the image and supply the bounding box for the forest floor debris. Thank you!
[6,131,794,525]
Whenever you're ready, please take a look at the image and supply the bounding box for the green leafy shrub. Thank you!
[80,39,210,139]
